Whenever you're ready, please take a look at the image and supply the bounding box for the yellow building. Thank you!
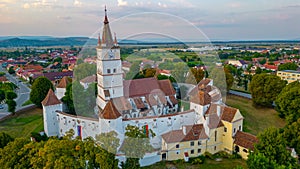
[233,131,258,159]
[161,124,208,161]
[277,70,300,83]
[161,103,250,161]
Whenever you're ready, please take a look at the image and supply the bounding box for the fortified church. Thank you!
[42,8,257,166]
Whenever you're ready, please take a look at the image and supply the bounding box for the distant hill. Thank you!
[0,37,97,47]
[1,36,300,47]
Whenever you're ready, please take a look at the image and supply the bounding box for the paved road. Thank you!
[0,64,31,114]
[228,90,252,99]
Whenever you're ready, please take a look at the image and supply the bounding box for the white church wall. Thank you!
[57,112,99,139]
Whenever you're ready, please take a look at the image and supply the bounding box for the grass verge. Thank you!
[225,95,285,135]
[0,108,43,138]
[143,158,247,169]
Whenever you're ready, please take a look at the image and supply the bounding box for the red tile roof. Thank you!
[221,107,238,122]
[234,131,258,150]
[112,96,132,111]
[162,124,208,143]
[158,80,176,96]
[99,100,122,119]
[80,75,96,83]
[123,77,175,98]
[0,76,8,82]
[57,76,71,88]
[41,89,61,106]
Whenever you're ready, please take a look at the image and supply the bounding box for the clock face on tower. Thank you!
[108,51,114,59]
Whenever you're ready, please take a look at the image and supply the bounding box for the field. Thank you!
[143,158,247,169]
[225,95,286,135]
[0,108,43,138]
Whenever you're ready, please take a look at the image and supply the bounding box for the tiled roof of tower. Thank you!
[57,76,71,88]
[41,89,61,106]
[190,91,211,106]
[162,124,208,143]
[99,100,122,119]
[221,107,238,122]
[234,131,258,150]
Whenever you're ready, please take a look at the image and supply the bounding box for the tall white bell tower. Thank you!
[96,7,124,110]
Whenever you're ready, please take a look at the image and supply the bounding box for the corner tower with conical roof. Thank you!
[96,7,123,110]
[42,89,62,137]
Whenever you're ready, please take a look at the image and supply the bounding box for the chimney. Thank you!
[183,126,187,135]
[217,105,221,117]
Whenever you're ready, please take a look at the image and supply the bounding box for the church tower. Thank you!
[96,7,123,110]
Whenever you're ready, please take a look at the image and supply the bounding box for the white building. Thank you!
[42,8,249,167]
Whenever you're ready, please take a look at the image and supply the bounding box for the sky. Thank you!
[0,0,300,41]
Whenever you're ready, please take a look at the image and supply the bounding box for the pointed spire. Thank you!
[104,5,109,24]
[113,32,118,46]
[98,33,101,46]
[101,6,113,48]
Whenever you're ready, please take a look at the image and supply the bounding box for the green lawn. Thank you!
[143,158,247,169]
[225,95,286,135]
[0,108,43,138]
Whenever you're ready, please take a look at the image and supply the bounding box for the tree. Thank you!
[282,118,300,155]
[209,67,234,96]
[278,62,298,71]
[61,83,75,114]
[0,132,13,148]
[248,127,297,168]
[73,63,96,81]
[250,74,286,107]
[125,61,141,80]
[157,74,169,80]
[275,81,300,123]
[0,138,30,168]
[119,125,154,168]
[0,89,5,102]
[8,66,15,74]
[142,68,156,78]
[62,81,96,117]
[30,77,54,107]
[6,99,16,113]
[172,62,189,83]
[185,68,205,84]
[247,152,279,169]
[255,67,262,74]
[5,91,17,100]
[95,131,120,154]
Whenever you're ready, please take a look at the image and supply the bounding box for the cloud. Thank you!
[158,2,167,8]
[228,2,241,8]
[23,3,30,9]
[117,0,128,7]
[74,0,82,7]
[57,16,72,20]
